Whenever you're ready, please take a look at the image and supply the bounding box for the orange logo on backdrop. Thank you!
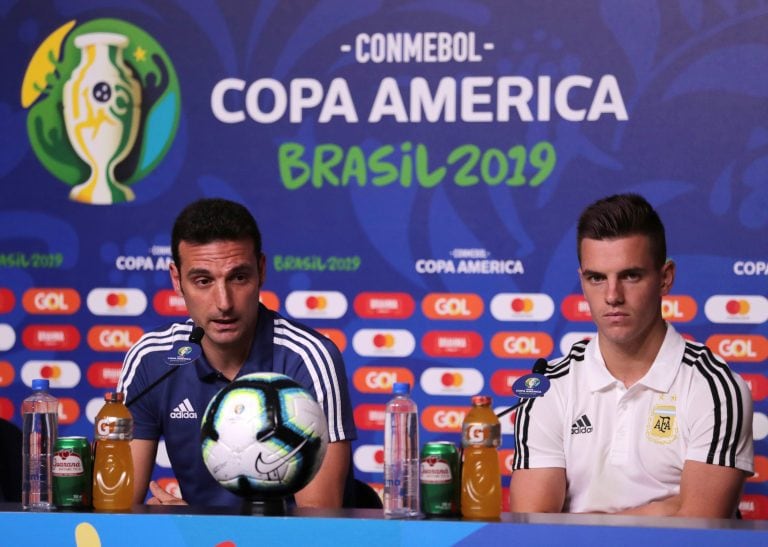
[499,448,516,476]
[88,325,144,351]
[0,362,15,387]
[316,328,347,352]
[491,332,553,358]
[422,293,483,320]
[260,290,280,311]
[422,406,469,432]
[661,295,697,322]
[748,456,768,483]
[57,398,80,424]
[22,288,81,314]
[353,367,415,394]
[706,335,768,363]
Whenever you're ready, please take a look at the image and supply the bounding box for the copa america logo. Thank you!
[21,19,180,205]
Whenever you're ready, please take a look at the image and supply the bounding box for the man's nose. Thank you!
[214,282,233,311]
[605,279,624,305]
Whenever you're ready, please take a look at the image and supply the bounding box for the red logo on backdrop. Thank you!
[422,293,484,320]
[57,398,80,425]
[748,456,768,483]
[0,361,14,387]
[422,406,469,432]
[315,328,347,353]
[353,404,386,430]
[421,331,483,358]
[0,398,14,420]
[22,288,81,315]
[354,292,415,319]
[706,335,768,363]
[153,289,187,316]
[490,369,531,396]
[560,294,592,321]
[22,325,80,351]
[352,367,415,394]
[260,290,280,312]
[740,494,768,520]
[87,362,123,389]
[0,288,16,313]
[741,374,768,402]
[661,295,697,322]
[88,326,143,351]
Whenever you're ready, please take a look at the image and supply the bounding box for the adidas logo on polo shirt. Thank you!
[571,414,593,435]
[170,398,198,419]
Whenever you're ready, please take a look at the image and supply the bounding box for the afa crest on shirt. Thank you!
[646,404,678,444]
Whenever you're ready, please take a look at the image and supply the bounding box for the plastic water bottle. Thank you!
[22,379,59,511]
[383,382,420,518]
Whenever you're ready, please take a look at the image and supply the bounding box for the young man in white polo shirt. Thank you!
[509,193,753,517]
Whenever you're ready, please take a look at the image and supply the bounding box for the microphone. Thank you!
[495,358,550,418]
[126,327,205,408]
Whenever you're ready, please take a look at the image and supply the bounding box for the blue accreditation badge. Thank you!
[512,373,550,398]
[164,340,202,366]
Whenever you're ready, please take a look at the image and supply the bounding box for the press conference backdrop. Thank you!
[1,0,766,517]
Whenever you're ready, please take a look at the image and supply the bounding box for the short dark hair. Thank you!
[171,198,262,267]
[577,193,667,268]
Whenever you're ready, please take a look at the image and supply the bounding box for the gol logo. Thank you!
[57,398,80,425]
[741,374,768,402]
[22,289,80,315]
[153,289,188,316]
[490,370,531,396]
[422,406,468,432]
[352,366,415,394]
[354,292,415,319]
[22,325,80,351]
[499,449,516,476]
[88,325,143,351]
[353,404,386,430]
[21,18,180,205]
[87,362,123,389]
[0,288,15,313]
[259,290,280,311]
[707,335,768,362]
[661,296,697,322]
[21,360,81,388]
[560,294,592,321]
[491,332,553,358]
[422,293,483,320]
[315,328,347,352]
[0,362,15,387]
[421,331,483,358]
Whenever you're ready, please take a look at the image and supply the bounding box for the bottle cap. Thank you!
[31,379,50,391]
[471,395,491,406]
[104,391,125,402]
[392,382,410,395]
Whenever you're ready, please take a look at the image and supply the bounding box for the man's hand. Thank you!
[146,481,188,506]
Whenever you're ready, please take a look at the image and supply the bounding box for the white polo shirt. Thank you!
[513,324,754,514]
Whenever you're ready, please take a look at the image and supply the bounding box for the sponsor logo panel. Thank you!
[87,288,147,316]
[353,403,386,430]
[58,397,80,425]
[421,331,482,358]
[0,361,15,387]
[740,494,768,520]
[490,293,554,322]
[315,328,347,353]
[499,448,516,476]
[156,440,172,468]
[22,325,80,351]
[0,398,14,420]
[490,369,532,397]
[353,444,384,473]
[421,293,483,320]
[748,455,768,483]
[153,289,188,316]
[704,295,768,324]
[560,294,591,321]
[87,362,123,389]
[495,406,516,434]
[733,261,768,276]
[661,295,697,322]
[351,329,415,357]
[0,289,15,313]
[422,406,468,432]
[559,332,595,355]
[754,412,768,441]
[420,367,484,396]
[706,334,768,362]
[21,360,81,388]
[490,332,553,358]
[0,324,15,351]
[352,366,415,394]
[354,292,415,319]
[87,325,143,351]
[260,290,280,312]
[742,375,768,402]
[285,290,347,319]
[22,288,81,315]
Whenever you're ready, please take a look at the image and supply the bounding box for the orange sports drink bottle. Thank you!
[460,395,501,520]
[92,392,134,511]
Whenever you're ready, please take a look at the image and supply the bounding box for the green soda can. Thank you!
[53,436,92,509]
[420,441,460,517]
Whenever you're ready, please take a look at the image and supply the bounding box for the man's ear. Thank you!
[170,262,183,295]
[258,253,267,290]
[660,259,675,296]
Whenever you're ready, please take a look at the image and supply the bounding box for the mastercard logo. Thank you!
[259,290,280,312]
[353,403,386,430]
[352,329,415,357]
[421,331,483,358]
[22,325,80,351]
[490,293,554,322]
[87,288,147,316]
[0,288,15,313]
[560,294,592,321]
[315,328,347,352]
[0,324,15,351]
[22,288,81,315]
[153,289,188,316]
[21,360,81,388]
[87,362,123,389]
[373,333,394,348]
[420,367,484,396]
[707,335,768,362]
[285,290,347,319]
[353,444,385,473]
[354,292,415,319]
[704,295,768,324]
[0,361,15,387]
[661,295,697,322]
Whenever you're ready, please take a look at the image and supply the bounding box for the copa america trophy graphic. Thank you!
[62,32,141,205]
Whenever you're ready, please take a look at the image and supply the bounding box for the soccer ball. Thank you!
[200,372,329,498]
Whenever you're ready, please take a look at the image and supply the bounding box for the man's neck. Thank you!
[599,321,668,389]
[202,340,253,381]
